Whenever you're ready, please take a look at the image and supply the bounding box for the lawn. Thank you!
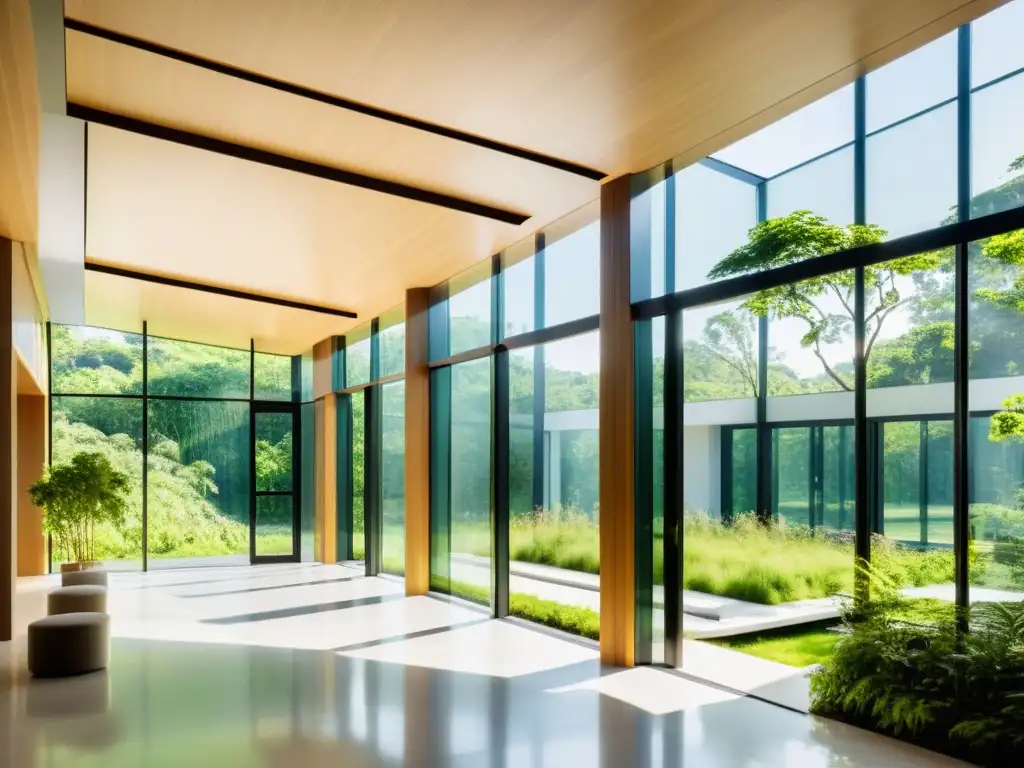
[709,627,841,667]
[448,580,600,640]
[347,527,405,574]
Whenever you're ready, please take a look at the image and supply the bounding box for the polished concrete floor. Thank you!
[0,564,971,767]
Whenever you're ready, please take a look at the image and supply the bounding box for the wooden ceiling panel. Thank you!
[64,29,599,219]
[70,0,1008,353]
[64,0,1004,177]
[0,0,39,243]
[85,269,353,355]
[84,124,566,339]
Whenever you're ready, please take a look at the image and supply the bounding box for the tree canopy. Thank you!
[709,211,945,391]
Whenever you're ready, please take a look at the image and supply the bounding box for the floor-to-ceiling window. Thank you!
[48,324,307,570]
[379,307,407,575]
[426,260,494,604]
[421,205,601,633]
[448,357,492,605]
[630,4,1024,728]
[334,306,407,575]
[50,325,146,570]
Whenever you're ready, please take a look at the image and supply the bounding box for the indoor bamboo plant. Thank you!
[29,451,130,571]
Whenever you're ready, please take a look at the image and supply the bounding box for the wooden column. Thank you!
[312,339,337,564]
[1,239,15,641]
[405,288,430,595]
[16,392,46,576]
[314,393,338,564]
[599,176,635,666]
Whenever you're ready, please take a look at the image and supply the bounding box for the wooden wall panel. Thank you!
[16,391,45,576]
[599,176,635,666]
[312,337,333,400]
[404,288,430,595]
[0,0,39,244]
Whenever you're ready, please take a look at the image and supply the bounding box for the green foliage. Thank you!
[448,580,601,640]
[677,515,847,603]
[49,327,300,562]
[454,512,954,606]
[990,393,1024,442]
[810,576,1024,766]
[709,211,946,391]
[706,211,886,278]
[50,412,256,561]
[868,321,955,387]
[509,509,600,573]
[30,451,131,563]
[255,433,292,491]
[693,310,759,397]
[510,593,600,640]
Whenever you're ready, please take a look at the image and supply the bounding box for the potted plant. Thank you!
[29,452,130,572]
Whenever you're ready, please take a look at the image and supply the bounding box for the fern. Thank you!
[810,564,1024,766]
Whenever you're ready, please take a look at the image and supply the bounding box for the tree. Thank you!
[701,310,759,396]
[30,451,131,564]
[708,211,945,390]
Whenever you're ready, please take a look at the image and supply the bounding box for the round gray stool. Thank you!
[48,585,107,616]
[28,613,110,678]
[62,569,108,587]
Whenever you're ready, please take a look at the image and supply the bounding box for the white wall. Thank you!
[11,242,46,392]
[682,425,721,517]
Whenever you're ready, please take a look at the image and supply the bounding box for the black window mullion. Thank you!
[755,181,771,526]
[952,22,972,626]
[532,234,546,514]
[364,384,382,576]
[491,252,509,617]
[633,319,654,665]
[663,309,684,667]
[336,393,354,561]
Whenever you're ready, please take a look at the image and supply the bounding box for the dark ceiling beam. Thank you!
[64,18,608,182]
[67,103,530,225]
[85,262,358,318]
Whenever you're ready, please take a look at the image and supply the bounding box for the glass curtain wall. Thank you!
[632,5,1024,720]
[426,204,602,634]
[335,306,406,575]
[48,323,307,571]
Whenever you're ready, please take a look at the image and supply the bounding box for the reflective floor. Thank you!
[0,564,970,767]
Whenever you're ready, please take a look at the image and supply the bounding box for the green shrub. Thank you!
[810,577,1024,766]
[453,511,957,606]
[30,451,131,564]
[971,503,1024,542]
[50,414,258,562]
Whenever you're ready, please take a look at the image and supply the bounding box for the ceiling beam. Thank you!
[67,102,531,225]
[84,261,358,318]
[64,17,607,182]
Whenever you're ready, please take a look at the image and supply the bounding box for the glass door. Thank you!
[251,403,300,562]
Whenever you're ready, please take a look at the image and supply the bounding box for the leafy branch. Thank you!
[709,211,945,390]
